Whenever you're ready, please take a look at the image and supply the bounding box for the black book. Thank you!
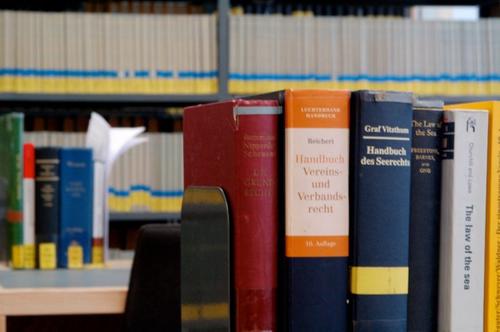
[349,90,413,332]
[35,147,60,270]
[408,100,443,332]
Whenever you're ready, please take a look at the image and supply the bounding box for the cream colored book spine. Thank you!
[439,109,488,332]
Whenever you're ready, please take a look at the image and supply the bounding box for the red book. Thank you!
[184,99,280,331]
[23,143,36,269]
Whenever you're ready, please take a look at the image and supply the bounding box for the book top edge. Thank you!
[355,90,413,103]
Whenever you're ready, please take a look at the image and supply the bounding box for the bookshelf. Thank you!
[0,0,497,103]
[0,93,227,104]
[109,212,181,222]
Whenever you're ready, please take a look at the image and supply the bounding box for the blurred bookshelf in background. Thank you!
[0,0,496,98]
[16,107,184,215]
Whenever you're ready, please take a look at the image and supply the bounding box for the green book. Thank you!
[0,113,24,268]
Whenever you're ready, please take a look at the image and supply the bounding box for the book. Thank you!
[349,90,413,331]
[23,143,36,269]
[0,113,24,269]
[35,147,60,270]
[184,99,281,331]
[0,166,6,263]
[438,108,488,332]
[284,89,350,331]
[407,100,443,332]
[444,101,499,332]
[58,148,94,269]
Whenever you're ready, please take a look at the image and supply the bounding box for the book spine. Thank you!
[35,147,60,270]
[284,90,350,332]
[350,91,413,331]
[6,113,24,269]
[407,108,443,331]
[58,148,93,268]
[91,160,105,265]
[234,104,280,332]
[439,110,487,331]
[446,102,500,332]
[23,143,36,269]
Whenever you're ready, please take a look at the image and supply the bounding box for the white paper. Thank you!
[86,112,146,263]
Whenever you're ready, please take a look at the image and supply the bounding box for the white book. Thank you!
[229,14,236,83]
[146,14,155,93]
[190,14,199,93]
[201,14,210,91]
[179,131,184,192]
[439,109,488,332]
[139,14,149,92]
[165,15,175,90]
[65,13,77,93]
[180,14,191,92]
[161,132,167,211]
[209,14,217,87]
[232,14,243,84]
[116,13,127,92]
[102,13,112,93]
[177,132,183,192]
[54,13,65,92]
[331,17,341,83]
[172,132,179,194]
[272,13,281,86]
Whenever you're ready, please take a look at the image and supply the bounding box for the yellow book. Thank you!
[444,101,500,332]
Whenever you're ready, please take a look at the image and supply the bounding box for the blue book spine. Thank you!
[408,105,443,332]
[58,148,93,268]
[349,91,413,332]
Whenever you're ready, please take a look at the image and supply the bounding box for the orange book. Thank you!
[285,90,350,331]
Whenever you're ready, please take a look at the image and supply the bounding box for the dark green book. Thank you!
[35,147,61,270]
[0,113,24,268]
[408,100,443,332]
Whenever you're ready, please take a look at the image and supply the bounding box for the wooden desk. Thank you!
[0,269,130,332]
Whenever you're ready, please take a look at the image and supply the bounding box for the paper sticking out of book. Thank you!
[86,112,147,266]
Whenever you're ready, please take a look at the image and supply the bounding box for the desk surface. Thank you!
[0,268,130,316]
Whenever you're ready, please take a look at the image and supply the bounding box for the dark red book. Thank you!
[184,99,281,331]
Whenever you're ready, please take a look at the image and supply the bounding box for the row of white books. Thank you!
[24,131,183,213]
[229,15,500,95]
[0,10,217,94]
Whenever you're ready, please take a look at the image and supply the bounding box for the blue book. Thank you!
[408,101,443,332]
[349,91,413,332]
[58,148,93,268]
